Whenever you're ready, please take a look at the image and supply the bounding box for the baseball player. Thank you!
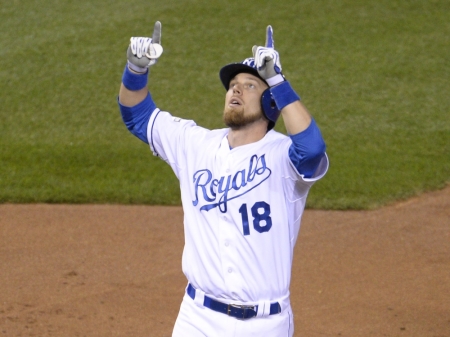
[118,21,328,337]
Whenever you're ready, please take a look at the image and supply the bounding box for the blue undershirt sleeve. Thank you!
[117,92,157,144]
[288,118,326,178]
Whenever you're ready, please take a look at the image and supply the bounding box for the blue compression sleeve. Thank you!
[288,118,326,178]
[118,92,157,144]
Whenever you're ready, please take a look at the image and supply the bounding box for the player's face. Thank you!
[223,73,268,129]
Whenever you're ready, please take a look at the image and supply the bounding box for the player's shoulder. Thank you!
[209,127,229,135]
[155,110,196,126]
[197,127,228,140]
[264,129,290,143]
[256,129,292,158]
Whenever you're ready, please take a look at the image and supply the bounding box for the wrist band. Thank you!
[266,74,285,87]
[270,81,300,110]
[127,61,147,74]
[122,64,148,91]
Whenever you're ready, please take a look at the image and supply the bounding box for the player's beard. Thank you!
[223,106,264,129]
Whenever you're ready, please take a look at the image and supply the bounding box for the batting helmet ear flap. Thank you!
[261,88,281,131]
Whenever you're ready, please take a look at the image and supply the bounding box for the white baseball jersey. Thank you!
[147,109,328,308]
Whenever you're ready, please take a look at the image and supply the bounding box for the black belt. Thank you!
[187,283,281,320]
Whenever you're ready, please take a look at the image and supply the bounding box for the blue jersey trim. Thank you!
[118,92,156,144]
[149,110,161,157]
[288,118,326,178]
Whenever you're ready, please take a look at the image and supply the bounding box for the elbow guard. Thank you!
[288,118,326,178]
[118,92,157,144]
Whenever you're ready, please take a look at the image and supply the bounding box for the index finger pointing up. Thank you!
[152,21,162,44]
[265,25,274,48]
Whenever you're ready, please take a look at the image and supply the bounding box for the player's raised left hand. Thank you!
[252,25,285,87]
[127,21,163,73]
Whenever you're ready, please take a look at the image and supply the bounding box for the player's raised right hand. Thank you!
[252,25,285,87]
[127,21,163,73]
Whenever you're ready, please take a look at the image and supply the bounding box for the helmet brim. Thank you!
[219,63,266,90]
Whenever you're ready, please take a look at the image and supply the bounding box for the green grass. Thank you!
[1,142,180,204]
[1,0,449,208]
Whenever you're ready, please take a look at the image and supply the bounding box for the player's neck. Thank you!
[227,122,267,148]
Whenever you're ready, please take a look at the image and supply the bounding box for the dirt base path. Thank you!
[1,186,449,337]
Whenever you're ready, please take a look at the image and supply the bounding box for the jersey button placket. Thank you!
[219,213,237,283]
[221,153,241,287]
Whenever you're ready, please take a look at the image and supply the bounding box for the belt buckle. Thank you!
[227,303,256,319]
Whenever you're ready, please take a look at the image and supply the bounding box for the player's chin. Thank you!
[223,106,243,127]
[223,108,264,129]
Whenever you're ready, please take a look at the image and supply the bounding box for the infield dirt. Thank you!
[1,186,449,336]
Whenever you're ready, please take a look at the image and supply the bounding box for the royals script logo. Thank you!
[192,154,271,213]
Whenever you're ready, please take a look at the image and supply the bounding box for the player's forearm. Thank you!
[118,65,149,107]
[119,83,148,107]
[281,100,312,135]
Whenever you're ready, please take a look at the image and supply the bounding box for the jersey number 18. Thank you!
[238,201,272,236]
